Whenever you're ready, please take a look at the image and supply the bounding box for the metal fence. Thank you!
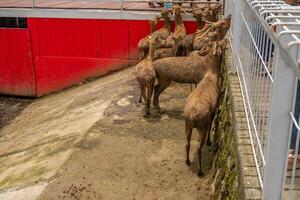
[0,0,222,10]
[225,0,300,199]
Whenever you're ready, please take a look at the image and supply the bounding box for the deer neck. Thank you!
[147,42,155,61]
[196,17,204,30]
[204,70,220,85]
[150,24,156,33]
[175,14,183,27]
[163,17,171,31]
[207,54,222,73]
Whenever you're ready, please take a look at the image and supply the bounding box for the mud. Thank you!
[38,67,213,200]
[0,66,213,200]
[0,96,32,130]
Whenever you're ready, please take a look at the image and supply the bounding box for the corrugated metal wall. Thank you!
[0,18,197,96]
[0,28,35,96]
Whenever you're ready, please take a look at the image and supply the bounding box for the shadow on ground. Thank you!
[0,96,33,130]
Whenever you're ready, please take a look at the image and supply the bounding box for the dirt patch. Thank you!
[0,96,33,130]
[38,71,213,200]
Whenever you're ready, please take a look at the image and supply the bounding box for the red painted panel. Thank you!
[0,28,35,96]
[34,56,133,96]
[99,20,129,59]
[128,20,151,60]
[27,18,197,96]
[28,18,101,58]
[184,21,199,34]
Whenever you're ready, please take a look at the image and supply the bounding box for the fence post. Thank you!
[121,0,124,11]
[225,0,242,73]
[262,47,297,199]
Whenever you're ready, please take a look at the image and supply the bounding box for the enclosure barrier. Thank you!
[0,0,222,10]
[225,0,300,199]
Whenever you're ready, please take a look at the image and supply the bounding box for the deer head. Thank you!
[173,3,181,16]
[197,39,227,57]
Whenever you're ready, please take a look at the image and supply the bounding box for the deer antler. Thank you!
[192,7,210,15]
[181,8,193,16]
[194,26,213,40]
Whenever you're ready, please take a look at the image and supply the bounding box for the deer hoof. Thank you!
[206,139,212,147]
[185,160,191,166]
[197,170,204,177]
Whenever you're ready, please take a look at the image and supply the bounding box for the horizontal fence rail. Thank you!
[0,0,223,10]
[225,0,300,199]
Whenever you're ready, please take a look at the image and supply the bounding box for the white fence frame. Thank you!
[225,0,300,199]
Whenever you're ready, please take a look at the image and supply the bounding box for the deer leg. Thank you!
[153,80,170,112]
[185,120,193,166]
[144,81,155,116]
[197,126,208,177]
[138,81,144,103]
[206,115,215,147]
[140,82,148,116]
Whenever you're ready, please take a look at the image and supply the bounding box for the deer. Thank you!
[191,3,223,22]
[173,3,187,42]
[152,40,227,113]
[193,15,231,52]
[176,9,205,56]
[135,35,159,116]
[152,9,172,44]
[154,35,182,60]
[138,16,159,60]
[183,40,227,177]
[138,9,172,60]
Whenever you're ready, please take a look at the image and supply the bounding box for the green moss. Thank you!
[209,56,238,200]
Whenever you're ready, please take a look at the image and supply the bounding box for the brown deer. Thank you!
[153,40,227,112]
[193,15,231,51]
[154,35,182,60]
[138,10,172,60]
[135,36,159,116]
[176,9,205,56]
[138,16,159,60]
[183,40,227,177]
[192,3,223,22]
[173,4,187,42]
[152,9,172,42]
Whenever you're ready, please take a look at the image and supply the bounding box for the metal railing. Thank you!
[1,0,222,10]
[225,0,300,199]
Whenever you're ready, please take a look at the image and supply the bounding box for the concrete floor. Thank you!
[0,66,212,200]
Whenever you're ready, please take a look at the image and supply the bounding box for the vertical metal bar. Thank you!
[288,110,300,200]
[121,0,124,11]
[32,0,35,8]
[262,46,296,200]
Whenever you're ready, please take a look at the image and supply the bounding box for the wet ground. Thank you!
[0,96,32,130]
[0,66,212,200]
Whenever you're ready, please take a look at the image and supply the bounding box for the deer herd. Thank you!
[135,3,231,177]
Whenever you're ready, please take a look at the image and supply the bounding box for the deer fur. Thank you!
[177,10,204,56]
[184,69,220,177]
[173,4,187,42]
[152,9,172,41]
[192,3,222,22]
[138,10,172,60]
[154,35,182,60]
[183,40,226,176]
[138,17,159,60]
[136,36,159,116]
[193,15,231,51]
[153,40,227,112]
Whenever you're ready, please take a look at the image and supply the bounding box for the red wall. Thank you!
[1,18,197,96]
[0,29,35,96]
